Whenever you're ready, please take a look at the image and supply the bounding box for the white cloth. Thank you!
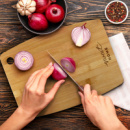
[104,33,130,111]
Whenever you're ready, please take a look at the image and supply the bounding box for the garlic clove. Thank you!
[28,7,36,13]
[30,1,36,7]
[21,0,27,5]
[16,3,21,9]
[20,10,25,16]
[17,8,23,12]
[26,0,32,6]
[25,10,32,16]
[19,1,24,7]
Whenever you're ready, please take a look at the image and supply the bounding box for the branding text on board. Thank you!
[96,42,111,66]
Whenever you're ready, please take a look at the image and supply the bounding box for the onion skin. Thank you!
[28,13,48,31]
[60,57,76,73]
[14,51,34,71]
[34,0,56,13]
[71,23,91,47]
[52,63,67,80]
[45,4,65,23]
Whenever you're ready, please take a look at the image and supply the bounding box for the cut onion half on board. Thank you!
[60,57,76,73]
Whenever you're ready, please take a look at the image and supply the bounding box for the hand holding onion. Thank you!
[19,62,65,119]
[51,57,76,80]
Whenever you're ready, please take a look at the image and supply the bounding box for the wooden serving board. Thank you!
[0,19,123,116]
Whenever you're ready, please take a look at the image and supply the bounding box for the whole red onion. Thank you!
[34,0,56,13]
[45,4,65,23]
[28,13,48,31]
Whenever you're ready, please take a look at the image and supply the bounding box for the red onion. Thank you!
[71,23,91,47]
[52,63,67,80]
[14,51,34,71]
[45,4,65,23]
[34,0,56,13]
[28,13,48,31]
[60,57,76,73]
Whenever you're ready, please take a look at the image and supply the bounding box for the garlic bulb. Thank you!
[16,0,36,16]
[71,23,91,47]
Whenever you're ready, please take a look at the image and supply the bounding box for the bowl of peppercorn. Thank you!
[105,1,128,24]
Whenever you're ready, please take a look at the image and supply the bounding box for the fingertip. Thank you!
[48,62,53,66]
[84,84,90,88]
[78,91,81,96]
[84,84,90,92]
[54,80,65,88]
[84,84,91,98]
[50,66,54,70]
[78,91,84,98]
[58,79,65,84]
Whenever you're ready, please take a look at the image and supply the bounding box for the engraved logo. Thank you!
[96,42,111,66]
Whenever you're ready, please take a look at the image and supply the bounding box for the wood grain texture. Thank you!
[0,19,124,116]
[0,0,130,129]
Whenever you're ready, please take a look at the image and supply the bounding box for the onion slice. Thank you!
[52,63,67,80]
[14,51,34,71]
[60,57,76,73]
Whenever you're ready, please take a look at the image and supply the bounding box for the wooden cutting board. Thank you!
[0,19,123,116]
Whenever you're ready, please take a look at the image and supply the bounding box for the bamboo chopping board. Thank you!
[0,19,123,116]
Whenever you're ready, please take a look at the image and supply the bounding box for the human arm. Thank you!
[0,62,65,130]
[78,84,127,130]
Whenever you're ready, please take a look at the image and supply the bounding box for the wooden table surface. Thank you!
[0,0,130,129]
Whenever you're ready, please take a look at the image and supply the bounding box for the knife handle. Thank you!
[79,86,84,93]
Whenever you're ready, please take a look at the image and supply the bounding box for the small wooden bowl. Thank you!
[17,0,67,35]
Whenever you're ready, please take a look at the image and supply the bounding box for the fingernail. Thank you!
[49,62,53,66]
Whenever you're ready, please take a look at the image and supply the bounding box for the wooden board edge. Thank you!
[103,79,124,95]
[0,53,18,107]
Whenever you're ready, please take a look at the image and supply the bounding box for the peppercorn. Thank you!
[106,2,127,22]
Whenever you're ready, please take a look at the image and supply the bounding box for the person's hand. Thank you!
[78,84,127,130]
[19,62,65,119]
[0,62,65,130]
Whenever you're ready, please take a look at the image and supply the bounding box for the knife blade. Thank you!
[47,51,84,92]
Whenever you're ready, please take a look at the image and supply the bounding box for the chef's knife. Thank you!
[47,51,84,92]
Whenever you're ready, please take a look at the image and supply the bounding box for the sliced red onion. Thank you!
[60,57,76,73]
[52,63,67,80]
[14,51,34,71]
[71,23,91,47]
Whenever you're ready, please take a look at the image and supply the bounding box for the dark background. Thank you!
[0,0,130,129]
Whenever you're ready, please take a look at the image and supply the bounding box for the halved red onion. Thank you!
[71,23,91,47]
[60,57,76,73]
[52,63,67,80]
[14,51,34,71]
